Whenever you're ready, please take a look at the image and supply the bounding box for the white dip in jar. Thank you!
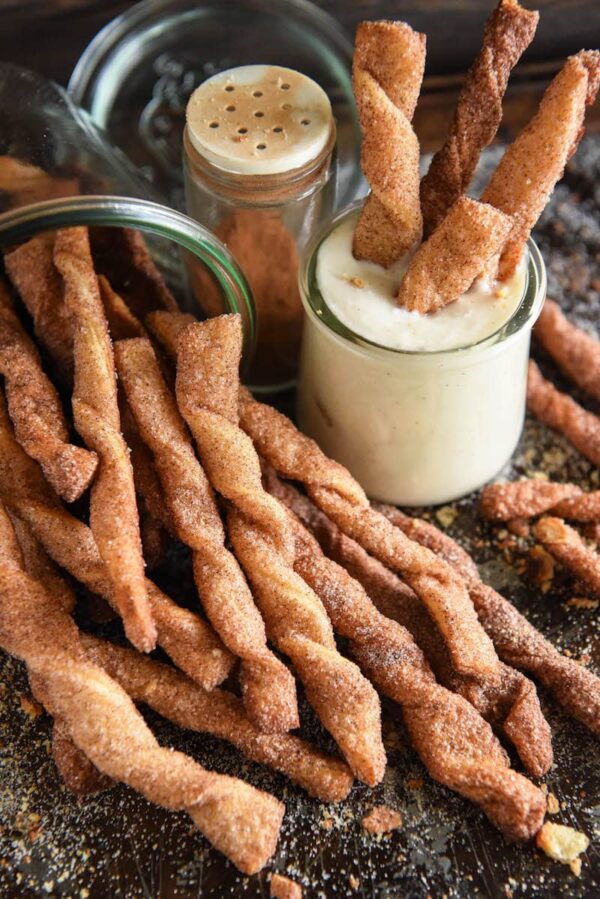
[297,208,546,506]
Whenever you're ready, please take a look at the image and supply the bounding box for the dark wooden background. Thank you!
[1,0,599,148]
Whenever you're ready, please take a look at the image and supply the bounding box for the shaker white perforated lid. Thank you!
[185,65,333,176]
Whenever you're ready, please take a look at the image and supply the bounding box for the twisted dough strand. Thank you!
[271,481,545,840]
[266,472,552,779]
[0,280,98,502]
[239,391,500,681]
[479,479,600,523]
[176,316,385,785]
[379,505,600,736]
[420,0,538,236]
[0,508,283,875]
[115,337,298,733]
[352,21,425,267]
[53,228,154,652]
[534,299,600,404]
[0,390,233,690]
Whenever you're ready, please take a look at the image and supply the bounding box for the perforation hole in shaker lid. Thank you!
[185,64,333,175]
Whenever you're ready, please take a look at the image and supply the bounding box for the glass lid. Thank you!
[69,0,364,211]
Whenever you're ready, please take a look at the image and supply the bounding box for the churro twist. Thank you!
[115,337,298,733]
[535,299,600,403]
[266,471,552,777]
[534,516,600,599]
[352,20,425,267]
[420,0,539,236]
[482,50,600,280]
[480,480,585,522]
[176,316,385,785]
[395,196,512,312]
[379,505,600,736]
[239,390,501,681]
[268,476,545,840]
[4,235,74,383]
[83,636,353,803]
[0,390,233,690]
[0,512,283,875]
[53,227,154,652]
[527,360,600,469]
[0,279,98,502]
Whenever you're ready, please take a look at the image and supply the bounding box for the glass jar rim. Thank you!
[0,194,257,357]
[300,202,547,360]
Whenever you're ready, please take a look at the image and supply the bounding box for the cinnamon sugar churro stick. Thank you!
[396,197,512,313]
[351,21,425,267]
[239,389,501,681]
[534,517,600,598]
[0,513,283,875]
[176,316,385,785]
[98,274,149,341]
[83,636,352,803]
[53,227,154,652]
[379,504,600,736]
[482,51,600,281]
[0,280,97,502]
[420,0,539,236]
[527,360,600,468]
[267,473,552,779]
[116,337,298,734]
[271,486,545,839]
[480,480,584,522]
[4,236,74,382]
[0,391,233,690]
[534,299,600,403]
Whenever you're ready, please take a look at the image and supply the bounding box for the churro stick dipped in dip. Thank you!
[482,50,600,280]
[352,20,425,267]
[420,0,539,236]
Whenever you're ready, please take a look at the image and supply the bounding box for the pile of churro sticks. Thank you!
[0,219,598,877]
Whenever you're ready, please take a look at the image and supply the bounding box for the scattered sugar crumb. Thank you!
[435,506,458,528]
[566,597,598,610]
[547,794,560,815]
[528,546,555,592]
[361,806,402,835]
[348,874,360,890]
[406,777,424,791]
[536,822,589,872]
[18,694,42,718]
[270,873,302,899]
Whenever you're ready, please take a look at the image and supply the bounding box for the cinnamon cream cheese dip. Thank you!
[297,209,545,506]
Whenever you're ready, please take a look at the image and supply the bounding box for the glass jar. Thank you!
[183,65,336,391]
[0,63,256,359]
[297,206,547,507]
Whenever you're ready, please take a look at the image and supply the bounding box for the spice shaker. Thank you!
[183,64,336,390]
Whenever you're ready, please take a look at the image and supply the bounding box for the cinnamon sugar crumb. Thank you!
[566,597,598,610]
[270,873,302,899]
[406,776,424,790]
[536,822,589,873]
[528,545,555,591]
[547,793,560,815]
[18,694,42,718]
[361,805,402,835]
[348,875,360,890]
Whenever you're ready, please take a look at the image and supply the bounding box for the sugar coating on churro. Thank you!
[482,51,600,280]
[115,336,298,734]
[534,517,600,599]
[54,227,155,653]
[535,299,600,403]
[270,476,546,838]
[480,480,583,522]
[176,315,385,786]
[377,503,600,736]
[527,360,600,469]
[270,873,303,899]
[420,0,539,236]
[0,391,233,690]
[239,389,500,681]
[396,197,512,313]
[0,279,98,503]
[0,513,283,875]
[83,636,352,803]
[352,20,425,267]
[4,235,74,382]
